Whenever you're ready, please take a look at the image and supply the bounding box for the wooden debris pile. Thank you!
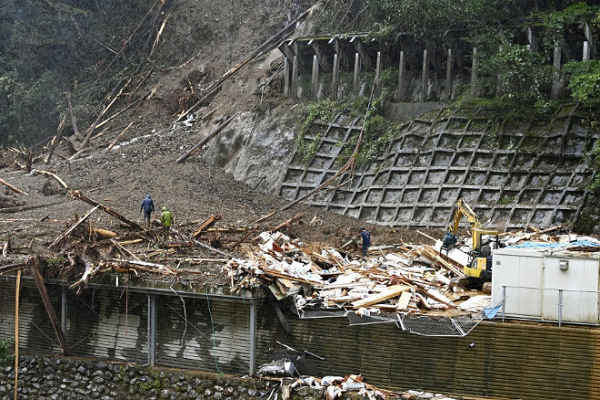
[224,231,478,316]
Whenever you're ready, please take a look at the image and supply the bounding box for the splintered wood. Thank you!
[223,231,479,317]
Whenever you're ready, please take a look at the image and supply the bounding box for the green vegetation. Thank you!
[0,337,14,366]
[0,0,159,146]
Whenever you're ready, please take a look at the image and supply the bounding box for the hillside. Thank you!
[0,0,444,288]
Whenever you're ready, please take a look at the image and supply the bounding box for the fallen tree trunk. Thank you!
[49,205,100,248]
[176,112,239,163]
[30,256,70,356]
[69,190,145,230]
[176,5,315,122]
[0,262,28,275]
[0,201,63,214]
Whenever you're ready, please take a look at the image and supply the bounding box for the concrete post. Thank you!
[421,49,428,101]
[551,42,562,100]
[283,58,290,96]
[291,56,299,98]
[470,47,478,98]
[148,294,157,367]
[61,285,68,336]
[374,52,381,97]
[331,53,339,100]
[353,52,360,96]
[583,41,590,61]
[445,48,452,101]
[249,301,256,376]
[311,55,319,100]
[396,50,405,101]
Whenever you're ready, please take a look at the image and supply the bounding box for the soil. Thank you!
[0,0,444,286]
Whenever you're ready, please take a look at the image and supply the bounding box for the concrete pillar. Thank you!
[331,53,339,100]
[311,55,319,100]
[249,302,256,376]
[396,50,405,101]
[551,42,562,100]
[583,23,595,58]
[283,58,290,96]
[61,285,68,336]
[291,56,299,98]
[353,52,360,96]
[147,294,157,367]
[583,41,591,61]
[445,48,452,101]
[470,47,478,98]
[421,49,429,101]
[374,52,381,96]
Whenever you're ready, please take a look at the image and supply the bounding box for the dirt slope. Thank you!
[0,0,442,284]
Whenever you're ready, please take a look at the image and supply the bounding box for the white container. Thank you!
[491,247,600,324]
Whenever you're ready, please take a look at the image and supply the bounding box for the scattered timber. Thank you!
[69,190,144,231]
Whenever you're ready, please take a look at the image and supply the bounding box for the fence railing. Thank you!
[500,285,600,327]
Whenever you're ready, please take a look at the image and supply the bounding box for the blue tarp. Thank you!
[508,240,600,250]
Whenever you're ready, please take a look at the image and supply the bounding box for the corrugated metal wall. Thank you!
[255,307,600,400]
[2,280,600,399]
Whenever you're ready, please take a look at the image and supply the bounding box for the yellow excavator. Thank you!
[441,198,500,283]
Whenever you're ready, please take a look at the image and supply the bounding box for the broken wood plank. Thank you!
[191,214,222,239]
[351,285,411,309]
[30,256,70,356]
[397,291,412,311]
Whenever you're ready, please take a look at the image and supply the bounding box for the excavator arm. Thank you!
[442,198,481,251]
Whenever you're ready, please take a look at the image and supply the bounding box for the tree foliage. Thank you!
[0,0,157,146]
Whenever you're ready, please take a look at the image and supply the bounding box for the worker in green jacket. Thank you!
[160,206,173,237]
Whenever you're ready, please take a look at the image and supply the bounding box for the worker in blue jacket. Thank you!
[360,227,371,257]
[140,194,155,228]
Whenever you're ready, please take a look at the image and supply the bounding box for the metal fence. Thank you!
[500,285,600,327]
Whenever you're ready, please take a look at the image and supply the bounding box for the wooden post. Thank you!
[14,269,21,400]
[30,256,70,356]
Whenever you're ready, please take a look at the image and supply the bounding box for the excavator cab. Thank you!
[464,227,500,282]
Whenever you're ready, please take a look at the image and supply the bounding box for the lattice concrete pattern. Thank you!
[280,107,599,230]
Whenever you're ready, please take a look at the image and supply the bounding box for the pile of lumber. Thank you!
[224,232,471,316]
